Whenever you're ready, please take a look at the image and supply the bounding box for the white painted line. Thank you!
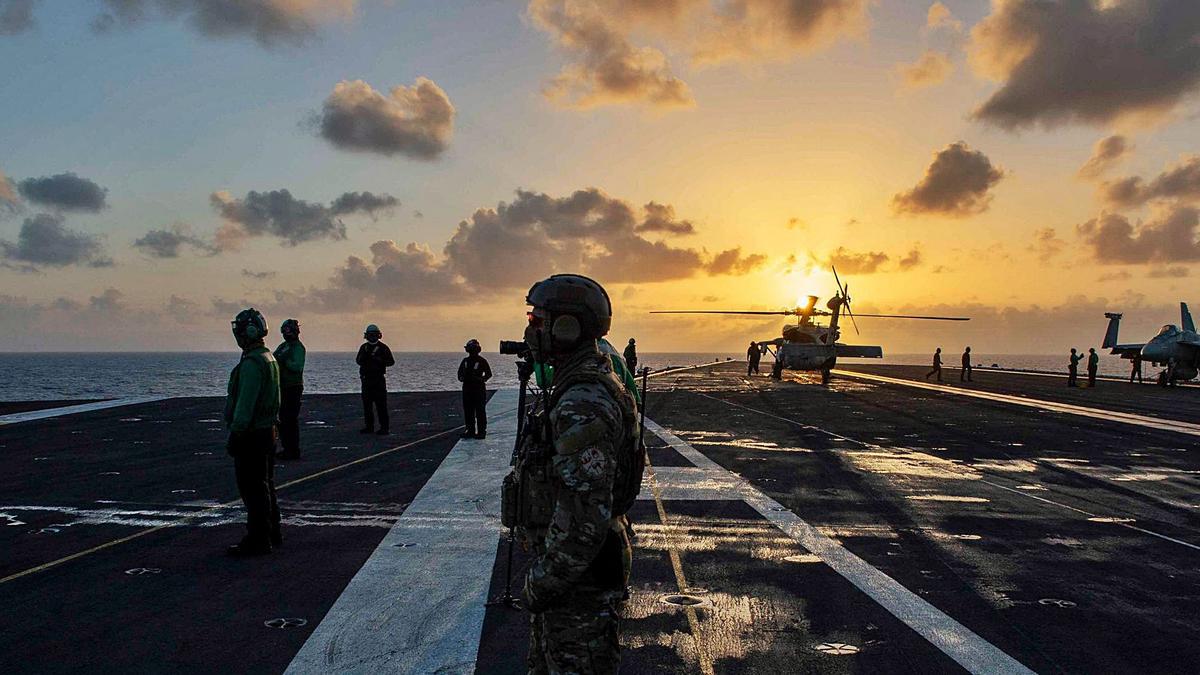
[835,369,1200,437]
[0,396,168,426]
[285,389,520,675]
[644,419,1038,675]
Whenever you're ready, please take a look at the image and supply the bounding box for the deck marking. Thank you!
[643,418,1038,675]
[834,369,1200,437]
[702,392,1200,553]
[284,390,520,675]
[0,397,167,426]
[0,424,467,586]
[643,460,717,675]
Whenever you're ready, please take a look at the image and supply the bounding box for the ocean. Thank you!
[0,351,1135,402]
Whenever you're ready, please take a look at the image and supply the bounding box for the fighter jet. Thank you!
[1103,303,1199,386]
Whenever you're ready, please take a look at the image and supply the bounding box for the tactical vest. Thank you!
[501,355,644,531]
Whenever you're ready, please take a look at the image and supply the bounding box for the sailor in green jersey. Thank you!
[225,308,282,557]
[274,318,306,460]
[599,337,641,405]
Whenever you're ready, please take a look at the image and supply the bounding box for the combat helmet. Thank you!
[525,274,612,342]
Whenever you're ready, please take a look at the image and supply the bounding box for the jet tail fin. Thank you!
[1103,312,1122,349]
[1183,303,1195,333]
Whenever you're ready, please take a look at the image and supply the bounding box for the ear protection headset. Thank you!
[549,314,582,348]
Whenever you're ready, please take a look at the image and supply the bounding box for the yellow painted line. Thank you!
[644,456,716,675]
[834,369,1200,437]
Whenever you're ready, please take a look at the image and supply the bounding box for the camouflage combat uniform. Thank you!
[523,343,635,675]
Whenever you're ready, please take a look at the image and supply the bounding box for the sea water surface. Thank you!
[0,351,1135,401]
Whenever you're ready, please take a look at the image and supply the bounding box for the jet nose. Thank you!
[1141,344,1167,363]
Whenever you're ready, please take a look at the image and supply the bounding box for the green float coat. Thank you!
[225,345,281,433]
[274,339,306,389]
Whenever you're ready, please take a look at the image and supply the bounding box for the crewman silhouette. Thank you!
[747,341,761,376]
[925,348,943,382]
[960,346,973,382]
[1068,348,1081,387]
[1087,347,1099,387]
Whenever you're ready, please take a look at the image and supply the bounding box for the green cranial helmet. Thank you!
[364,323,381,339]
[525,274,612,341]
[281,318,300,337]
[232,308,268,345]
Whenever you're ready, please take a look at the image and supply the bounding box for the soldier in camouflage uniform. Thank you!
[513,274,636,675]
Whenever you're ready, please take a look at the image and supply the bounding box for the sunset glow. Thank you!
[2,2,1198,354]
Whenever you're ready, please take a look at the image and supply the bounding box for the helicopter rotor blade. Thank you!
[846,313,970,321]
[831,266,860,335]
[649,309,832,316]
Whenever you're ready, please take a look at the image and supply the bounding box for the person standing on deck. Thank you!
[623,338,637,373]
[747,341,761,376]
[357,324,395,435]
[925,347,943,382]
[1131,355,1143,383]
[1087,348,1100,387]
[225,308,281,556]
[508,274,636,674]
[457,339,492,439]
[1068,348,1081,387]
[274,319,305,460]
[960,346,973,382]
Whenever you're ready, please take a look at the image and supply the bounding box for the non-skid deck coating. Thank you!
[3,363,1200,673]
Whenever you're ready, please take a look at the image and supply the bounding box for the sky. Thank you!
[2,0,1200,354]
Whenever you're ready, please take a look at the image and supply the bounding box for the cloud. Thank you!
[1029,227,1066,263]
[969,0,1200,129]
[527,0,870,109]
[1078,135,1132,179]
[1,213,113,268]
[1101,155,1200,208]
[1077,206,1200,264]
[210,188,396,247]
[689,0,869,64]
[295,187,766,311]
[1148,265,1190,278]
[88,287,124,311]
[132,223,216,258]
[92,0,357,47]
[0,0,34,35]
[892,141,1005,217]
[329,191,400,217]
[529,0,694,109]
[786,216,806,229]
[242,269,277,280]
[636,202,695,234]
[898,247,923,270]
[898,50,953,88]
[706,247,767,275]
[17,172,108,212]
[827,246,888,274]
[316,79,455,159]
[926,2,961,33]
[1098,270,1131,282]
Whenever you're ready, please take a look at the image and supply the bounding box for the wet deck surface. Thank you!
[3,365,1200,673]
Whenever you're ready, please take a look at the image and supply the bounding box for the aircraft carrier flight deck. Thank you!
[2,363,1198,674]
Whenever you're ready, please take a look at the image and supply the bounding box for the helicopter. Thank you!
[651,267,970,384]
[1103,303,1199,386]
